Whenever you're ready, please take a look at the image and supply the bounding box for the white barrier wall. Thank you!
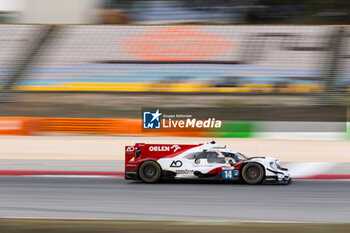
[20,0,99,24]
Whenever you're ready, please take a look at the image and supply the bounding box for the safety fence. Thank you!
[0,117,206,137]
[0,117,348,140]
[0,25,349,94]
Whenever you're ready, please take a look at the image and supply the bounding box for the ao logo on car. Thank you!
[126,146,135,152]
[170,160,183,167]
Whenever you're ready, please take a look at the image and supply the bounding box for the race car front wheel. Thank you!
[242,163,264,185]
[138,161,162,183]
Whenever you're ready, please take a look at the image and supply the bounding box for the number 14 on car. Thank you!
[222,168,236,179]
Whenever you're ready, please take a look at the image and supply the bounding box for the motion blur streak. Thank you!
[0,177,349,222]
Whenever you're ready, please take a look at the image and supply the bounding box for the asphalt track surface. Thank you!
[1,177,350,222]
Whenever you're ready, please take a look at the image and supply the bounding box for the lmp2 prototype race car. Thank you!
[125,141,291,185]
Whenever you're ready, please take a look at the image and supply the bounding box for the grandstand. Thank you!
[0,25,349,94]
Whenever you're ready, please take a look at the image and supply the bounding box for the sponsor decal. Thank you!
[126,146,135,152]
[126,171,138,175]
[149,145,181,152]
[195,158,201,164]
[176,169,194,174]
[149,146,170,151]
[171,145,181,152]
[170,160,183,168]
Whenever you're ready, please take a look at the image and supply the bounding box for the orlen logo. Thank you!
[126,146,135,152]
[149,145,181,152]
[171,145,181,152]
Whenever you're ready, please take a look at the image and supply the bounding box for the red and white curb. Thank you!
[0,170,350,180]
[294,174,350,180]
[0,170,124,178]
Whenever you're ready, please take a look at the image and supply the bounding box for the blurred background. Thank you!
[0,0,350,230]
[2,0,350,25]
[0,0,349,119]
[0,1,349,137]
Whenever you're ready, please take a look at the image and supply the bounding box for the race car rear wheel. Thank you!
[138,161,162,183]
[242,163,264,185]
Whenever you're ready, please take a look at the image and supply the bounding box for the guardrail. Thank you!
[0,117,206,137]
[1,117,348,140]
[0,117,38,136]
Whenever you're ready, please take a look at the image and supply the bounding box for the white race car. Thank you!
[125,141,291,185]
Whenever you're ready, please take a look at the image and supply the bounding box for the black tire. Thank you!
[138,161,162,183]
[242,162,264,185]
